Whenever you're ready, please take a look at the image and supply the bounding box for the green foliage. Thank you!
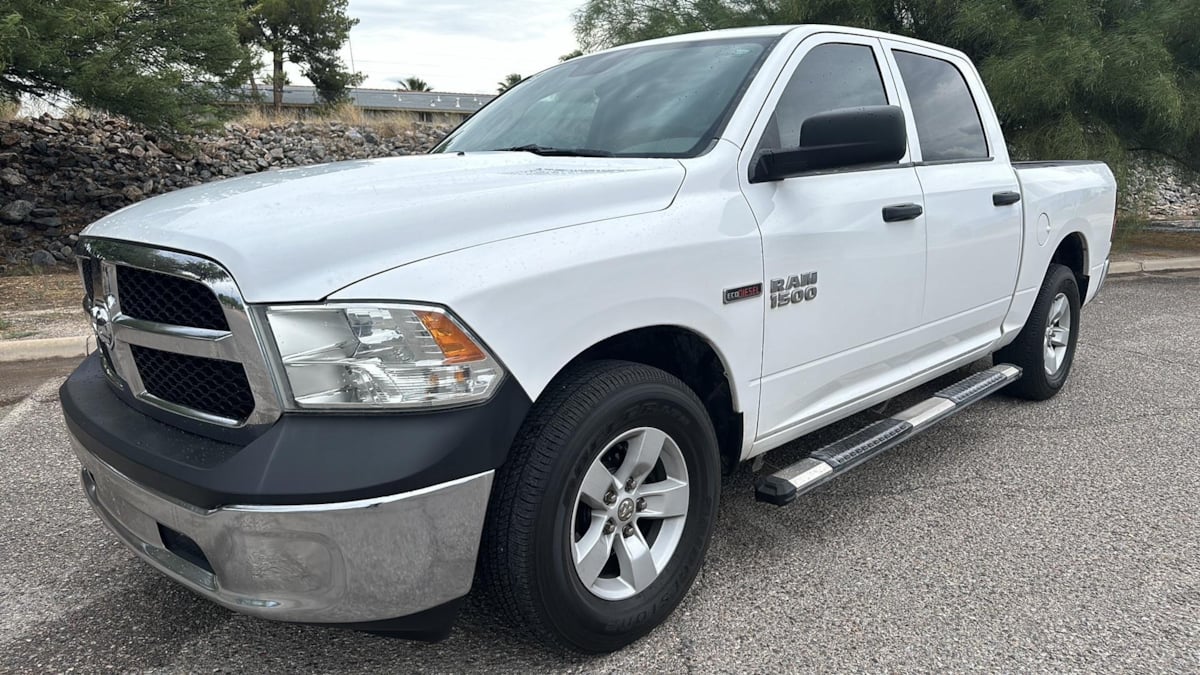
[400,77,432,92]
[242,0,363,108]
[498,73,524,94]
[0,0,253,129]
[575,0,1200,176]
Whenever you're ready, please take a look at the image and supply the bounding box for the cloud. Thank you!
[331,0,584,94]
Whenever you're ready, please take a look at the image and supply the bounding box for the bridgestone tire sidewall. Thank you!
[535,382,719,651]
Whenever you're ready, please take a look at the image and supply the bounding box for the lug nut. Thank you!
[625,479,637,492]
[603,519,615,535]
[622,524,635,537]
[636,497,646,512]
[603,490,617,505]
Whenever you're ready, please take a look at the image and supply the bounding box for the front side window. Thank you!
[435,37,776,158]
[893,51,989,162]
[759,43,888,153]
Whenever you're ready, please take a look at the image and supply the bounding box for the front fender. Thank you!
[329,207,764,447]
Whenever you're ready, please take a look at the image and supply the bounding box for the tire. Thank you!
[995,263,1081,400]
[480,360,720,653]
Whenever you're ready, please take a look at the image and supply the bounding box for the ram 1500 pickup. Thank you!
[62,24,1116,652]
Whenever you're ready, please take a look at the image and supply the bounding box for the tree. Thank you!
[560,49,585,62]
[0,0,253,129]
[498,73,525,94]
[241,0,364,111]
[400,77,433,92]
[574,0,1200,179]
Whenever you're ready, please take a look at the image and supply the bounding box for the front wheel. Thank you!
[480,360,720,653]
[996,263,1081,400]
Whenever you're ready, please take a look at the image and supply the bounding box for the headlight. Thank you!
[262,304,504,409]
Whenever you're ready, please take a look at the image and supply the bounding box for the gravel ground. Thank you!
[0,308,90,341]
[1,273,1197,673]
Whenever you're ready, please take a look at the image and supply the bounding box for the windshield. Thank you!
[434,37,777,158]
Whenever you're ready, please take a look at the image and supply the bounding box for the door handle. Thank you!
[882,203,923,222]
[993,191,1021,206]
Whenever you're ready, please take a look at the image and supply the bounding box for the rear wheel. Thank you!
[996,263,1081,400]
[480,360,720,653]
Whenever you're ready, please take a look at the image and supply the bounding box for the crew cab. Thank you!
[61,25,1116,653]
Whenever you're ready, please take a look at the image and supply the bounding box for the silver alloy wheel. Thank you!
[571,427,690,601]
[1043,292,1072,376]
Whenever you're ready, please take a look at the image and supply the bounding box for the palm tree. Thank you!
[400,76,432,92]
[497,73,524,94]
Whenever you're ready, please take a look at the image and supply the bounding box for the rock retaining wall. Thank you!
[1126,154,1200,221]
[0,114,451,271]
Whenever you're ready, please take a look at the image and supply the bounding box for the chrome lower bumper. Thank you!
[71,433,492,624]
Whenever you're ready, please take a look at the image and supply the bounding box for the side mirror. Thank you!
[751,105,907,183]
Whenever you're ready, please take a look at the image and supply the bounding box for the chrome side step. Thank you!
[754,364,1022,506]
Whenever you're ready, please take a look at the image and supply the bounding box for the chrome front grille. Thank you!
[76,239,280,428]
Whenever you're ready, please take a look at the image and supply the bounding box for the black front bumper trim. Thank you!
[61,352,531,509]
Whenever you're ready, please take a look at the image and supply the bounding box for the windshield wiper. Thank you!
[493,144,614,157]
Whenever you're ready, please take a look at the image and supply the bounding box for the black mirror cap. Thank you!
[751,105,908,183]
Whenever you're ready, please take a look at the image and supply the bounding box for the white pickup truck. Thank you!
[63,25,1116,652]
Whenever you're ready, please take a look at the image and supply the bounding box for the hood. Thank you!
[83,153,686,302]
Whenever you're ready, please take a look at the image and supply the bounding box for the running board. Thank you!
[754,364,1022,506]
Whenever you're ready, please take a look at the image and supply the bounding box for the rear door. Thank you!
[882,42,1023,356]
[740,34,928,444]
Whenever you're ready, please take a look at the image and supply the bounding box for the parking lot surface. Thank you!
[2,272,1197,673]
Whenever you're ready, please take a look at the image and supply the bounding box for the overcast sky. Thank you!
[317,0,584,94]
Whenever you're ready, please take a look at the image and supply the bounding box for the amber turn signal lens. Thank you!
[415,310,487,363]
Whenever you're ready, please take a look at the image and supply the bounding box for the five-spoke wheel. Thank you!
[571,427,690,600]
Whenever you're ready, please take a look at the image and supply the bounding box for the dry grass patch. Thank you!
[232,104,417,137]
[234,106,301,129]
[1112,228,1200,258]
[0,270,82,312]
[0,100,19,121]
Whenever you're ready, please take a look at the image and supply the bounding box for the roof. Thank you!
[597,24,965,60]
[235,85,495,113]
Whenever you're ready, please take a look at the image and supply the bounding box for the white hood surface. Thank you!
[83,153,686,302]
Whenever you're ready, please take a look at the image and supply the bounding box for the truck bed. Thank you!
[1012,160,1117,304]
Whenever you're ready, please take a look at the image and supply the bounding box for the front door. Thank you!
[740,34,929,444]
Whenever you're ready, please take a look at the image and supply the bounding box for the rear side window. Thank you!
[893,51,989,161]
[760,43,888,152]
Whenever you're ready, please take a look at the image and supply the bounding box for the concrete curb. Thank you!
[1109,256,1200,276]
[0,336,94,363]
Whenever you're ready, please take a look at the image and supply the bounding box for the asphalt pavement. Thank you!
[1,272,1197,673]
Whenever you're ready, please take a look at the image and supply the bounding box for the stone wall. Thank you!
[1125,154,1200,221]
[0,114,451,271]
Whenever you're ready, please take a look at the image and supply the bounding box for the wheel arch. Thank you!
[1050,230,1090,298]
[547,325,744,474]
